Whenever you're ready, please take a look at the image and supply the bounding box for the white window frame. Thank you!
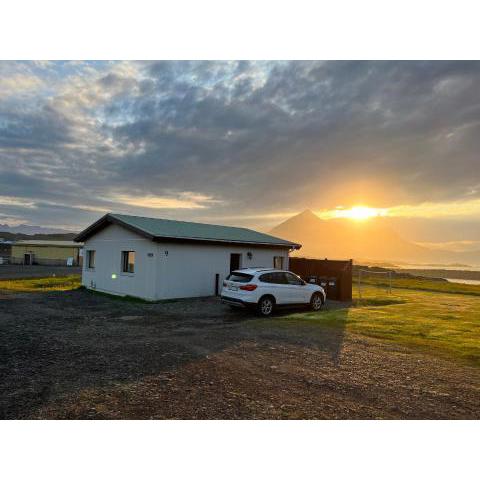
[121,250,135,274]
[273,256,284,269]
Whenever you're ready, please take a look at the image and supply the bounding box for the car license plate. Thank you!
[228,285,238,291]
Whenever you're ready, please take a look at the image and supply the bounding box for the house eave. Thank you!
[74,214,155,243]
[151,236,301,249]
[74,213,302,250]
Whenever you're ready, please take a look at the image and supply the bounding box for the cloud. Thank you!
[387,199,480,218]
[0,74,43,98]
[0,60,479,235]
[0,195,36,207]
[111,192,219,210]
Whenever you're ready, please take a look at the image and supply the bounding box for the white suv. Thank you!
[221,268,326,316]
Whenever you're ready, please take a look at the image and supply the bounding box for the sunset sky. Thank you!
[0,61,479,249]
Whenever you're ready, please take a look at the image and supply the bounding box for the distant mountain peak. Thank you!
[269,209,443,263]
[278,209,322,226]
[0,223,72,235]
[270,209,322,234]
[296,209,319,220]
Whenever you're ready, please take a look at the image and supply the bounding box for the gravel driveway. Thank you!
[0,289,479,419]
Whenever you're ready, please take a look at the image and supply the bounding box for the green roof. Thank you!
[75,213,301,249]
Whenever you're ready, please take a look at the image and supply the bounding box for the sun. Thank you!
[334,205,386,221]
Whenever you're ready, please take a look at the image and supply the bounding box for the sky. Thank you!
[0,61,479,248]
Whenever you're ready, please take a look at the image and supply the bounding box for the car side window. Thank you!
[259,272,287,284]
[272,272,288,284]
[259,273,273,283]
[285,272,304,285]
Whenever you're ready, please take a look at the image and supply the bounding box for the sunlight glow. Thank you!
[319,205,387,221]
[314,198,480,222]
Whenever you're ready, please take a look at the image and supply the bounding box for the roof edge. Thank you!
[13,240,84,246]
[152,236,301,249]
[74,213,302,249]
[74,213,155,242]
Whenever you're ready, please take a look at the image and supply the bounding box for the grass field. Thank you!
[259,278,480,367]
[0,274,81,292]
[360,274,480,296]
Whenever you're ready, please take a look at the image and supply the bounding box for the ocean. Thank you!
[445,278,480,285]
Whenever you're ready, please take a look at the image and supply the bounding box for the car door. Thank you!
[284,272,309,304]
[259,272,289,305]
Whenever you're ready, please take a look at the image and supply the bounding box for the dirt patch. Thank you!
[37,338,480,420]
[1,289,479,419]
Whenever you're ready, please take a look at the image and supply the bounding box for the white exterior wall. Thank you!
[156,241,290,300]
[82,224,160,300]
[81,223,291,301]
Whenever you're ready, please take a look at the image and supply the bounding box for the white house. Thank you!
[75,213,301,301]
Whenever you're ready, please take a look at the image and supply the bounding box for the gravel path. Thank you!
[1,289,478,419]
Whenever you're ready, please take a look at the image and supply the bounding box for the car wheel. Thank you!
[257,296,275,316]
[311,292,323,311]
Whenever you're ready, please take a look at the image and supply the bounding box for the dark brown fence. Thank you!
[289,257,353,301]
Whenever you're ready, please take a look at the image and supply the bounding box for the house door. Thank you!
[230,253,241,272]
[24,253,32,265]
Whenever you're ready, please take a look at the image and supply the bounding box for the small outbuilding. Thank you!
[11,240,84,266]
[0,239,12,264]
[75,213,301,301]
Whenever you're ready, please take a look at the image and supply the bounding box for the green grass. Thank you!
[258,279,480,367]
[360,274,480,296]
[0,275,81,292]
[85,288,156,304]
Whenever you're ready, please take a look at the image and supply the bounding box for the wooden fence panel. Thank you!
[289,257,353,301]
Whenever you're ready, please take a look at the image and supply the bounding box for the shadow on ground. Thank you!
[0,289,348,418]
[253,306,349,366]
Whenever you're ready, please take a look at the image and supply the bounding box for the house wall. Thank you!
[11,245,81,266]
[82,223,291,301]
[156,241,290,300]
[82,224,158,300]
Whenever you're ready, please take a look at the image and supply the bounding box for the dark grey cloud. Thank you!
[0,60,479,234]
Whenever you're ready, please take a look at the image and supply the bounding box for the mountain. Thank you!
[270,210,480,265]
[0,230,78,242]
[0,224,73,235]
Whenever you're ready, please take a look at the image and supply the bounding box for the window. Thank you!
[121,251,135,273]
[259,273,274,283]
[273,256,284,269]
[259,272,288,284]
[87,250,96,269]
[226,272,253,283]
[285,272,304,286]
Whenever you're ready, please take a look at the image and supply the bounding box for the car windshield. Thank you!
[227,272,254,283]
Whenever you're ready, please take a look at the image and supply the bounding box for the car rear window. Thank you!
[227,272,254,283]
